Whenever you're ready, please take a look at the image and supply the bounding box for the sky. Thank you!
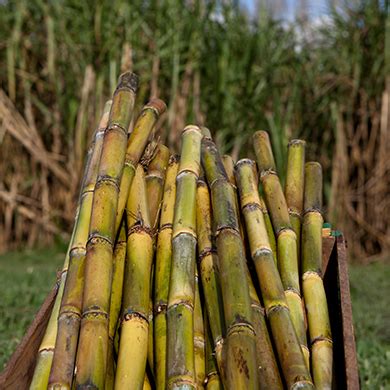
[242,0,330,20]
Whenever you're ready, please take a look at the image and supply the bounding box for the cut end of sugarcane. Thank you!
[288,139,306,147]
[117,71,139,93]
[235,158,254,169]
[200,126,212,138]
[183,124,202,135]
[146,98,167,116]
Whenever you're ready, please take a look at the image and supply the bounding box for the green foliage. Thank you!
[350,262,390,389]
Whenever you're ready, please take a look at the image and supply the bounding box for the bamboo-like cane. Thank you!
[47,101,111,389]
[285,140,306,258]
[253,131,309,367]
[204,315,222,390]
[145,143,170,375]
[246,269,283,389]
[196,176,225,380]
[194,272,205,389]
[235,158,314,389]
[105,222,127,390]
[167,125,202,389]
[259,195,277,263]
[74,72,138,389]
[154,156,179,390]
[115,165,154,389]
[115,100,167,233]
[302,162,333,389]
[201,130,258,389]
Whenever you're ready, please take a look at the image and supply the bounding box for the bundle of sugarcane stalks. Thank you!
[29,71,333,390]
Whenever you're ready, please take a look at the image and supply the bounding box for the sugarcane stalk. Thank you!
[196,176,225,380]
[302,162,333,390]
[253,131,309,367]
[204,315,222,390]
[115,165,154,389]
[145,142,170,375]
[167,125,202,389]
[285,139,306,258]
[246,268,283,389]
[47,101,111,390]
[115,100,167,233]
[154,156,179,390]
[258,195,277,264]
[201,130,257,389]
[235,158,314,390]
[105,222,127,390]
[74,72,138,389]
[194,272,205,389]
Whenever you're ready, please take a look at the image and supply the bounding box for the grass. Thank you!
[0,246,389,389]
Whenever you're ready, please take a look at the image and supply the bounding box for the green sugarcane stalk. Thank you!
[154,156,179,390]
[235,158,314,390]
[253,131,309,367]
[302,162,333,390]
[246,268,283,389]
[47,101,111,390]
[285,139,306,258]
[115,165,154,389]
[145,143,170,376]
[167,125,202,389]
[115,100,167,233]
[194,272,205,389]
[196,176,225,381]
[74,72,138,389]
[204,315,222,390]
[201,129,257,389]
[105,222,127,390]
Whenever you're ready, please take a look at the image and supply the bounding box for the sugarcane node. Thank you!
[154,303,168,314]
[106,122,128,136]
[167,300,194,311]
[94,128,106,138]
[167,376,197,389]
[259,168,278,178]
[242,202,262,212]
[176,167,200,179]
[198,247,217,261]
[197,178,208,186]
[58,312,81,323]
[277,226,297,240]
[235,158,254,169]
[252,247,273,258]
[127,224,153,237]
[159,222,173,231]
[251,303,266,316]
[290,379,316,390]
[81,309,108,319]
[95,175,121,191]
[69,246,87,257]
[145,98,167,116]
[115,71,139,94]
[285,288,302,298]
[226,321,256,337]
[172,228,197,240]
[86,234,113,248]
[288,208,302,218]
[123,311,149,323]
[303,207,322,216]
[183,124,202,134]
[266,304,290,316]
[311,336,333,346]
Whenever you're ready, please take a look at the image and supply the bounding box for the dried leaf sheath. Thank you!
[235,158,314,390]
[302,162,333,389]
[115,165,154,389]
[253,131,309,367]
[167,125,202,389]
[74,72,138,389]
[201,130,258,389]
[154,156,179,390]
